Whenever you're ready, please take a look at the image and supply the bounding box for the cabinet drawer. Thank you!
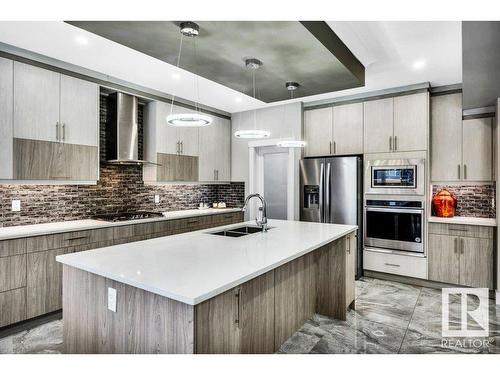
[0,254,27,292]
[212,212,243,226]
[0,237,27,257]
[363,250,427,279]
[26,228,115,253]
[0,288,26,328]
[428,223,493,239]
[113,222,157,240]
[183,215,212,230]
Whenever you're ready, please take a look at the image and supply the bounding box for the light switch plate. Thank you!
[108,287,117,312]
[154,194,160,204]
[11,200,21,212]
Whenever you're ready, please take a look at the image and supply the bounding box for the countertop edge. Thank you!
[427,216,497,227]
[56,225,357,306]
[0,208,242,241]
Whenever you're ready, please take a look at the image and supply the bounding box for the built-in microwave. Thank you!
[365,158,425,195]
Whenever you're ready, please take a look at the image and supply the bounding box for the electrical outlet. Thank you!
[11,200,21,212]
[154,194,160,204]
[108,287,117,312]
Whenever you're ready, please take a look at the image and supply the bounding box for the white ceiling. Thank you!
[0,21,462,114]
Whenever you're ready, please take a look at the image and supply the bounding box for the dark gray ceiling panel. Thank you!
[67,21,365,102]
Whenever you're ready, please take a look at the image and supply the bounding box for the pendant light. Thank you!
[277,81,306,148]
[234,58,271,139]
[166,22,213,127]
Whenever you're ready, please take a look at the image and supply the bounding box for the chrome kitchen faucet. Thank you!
[242,193,268,232]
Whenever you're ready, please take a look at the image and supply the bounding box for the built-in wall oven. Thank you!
[365,158,425,196]
[364,197,424,254]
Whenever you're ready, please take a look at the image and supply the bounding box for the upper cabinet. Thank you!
[363,98,394,154]
[393,92,429,152]
[144,101,230,183]
[199,117,231,182]
[363,93,429,154]
[1,61,99,182]
[0,57,13,180]
[13,62,61,143]
[332,102,363,155]
[431,92,493,182]
[304,107,332,157]
[304,103,363,157]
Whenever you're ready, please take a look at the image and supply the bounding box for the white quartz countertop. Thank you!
[56,219,357,305]
[0,208,241,240]
[428,216,497,227]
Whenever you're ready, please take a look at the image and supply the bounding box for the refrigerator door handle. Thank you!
[319,163,324,222]
[325,162,331,223]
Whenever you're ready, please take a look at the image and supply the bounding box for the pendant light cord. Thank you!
[253,68,257,130]
[194,36,200,114]
[169,33,184,116]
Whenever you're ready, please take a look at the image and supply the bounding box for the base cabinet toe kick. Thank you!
[61,232,356,354]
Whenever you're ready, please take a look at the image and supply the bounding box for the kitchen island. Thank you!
[57,219,357,354]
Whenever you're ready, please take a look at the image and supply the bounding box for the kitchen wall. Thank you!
[0,95,244,228]
[231,102,302,219]
[431,184,496,218]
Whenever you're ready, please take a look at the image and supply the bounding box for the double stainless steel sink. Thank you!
[209,225,270,237]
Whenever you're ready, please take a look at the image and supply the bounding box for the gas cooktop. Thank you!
[92,211,164,222]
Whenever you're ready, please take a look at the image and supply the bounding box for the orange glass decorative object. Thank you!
[432,188,457,218]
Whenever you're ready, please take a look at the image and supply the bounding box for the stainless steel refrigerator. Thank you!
[299,156,363,278]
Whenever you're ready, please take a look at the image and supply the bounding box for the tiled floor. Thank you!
[1,277,499,354]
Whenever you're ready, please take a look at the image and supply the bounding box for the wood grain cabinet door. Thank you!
[13,62,60,143]
[430,93,463,182]
[428,234,460,285]
[393,92,429,152]
[60,74,99,147]
[304,107,333,157]
[333,103,363,155]
[462,117,493,181]
[0,57,13,179]
[363,98,394,153]
[459,237,494,288]
[26,248,66,319]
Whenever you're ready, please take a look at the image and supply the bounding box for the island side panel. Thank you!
[274,251,316,351]
[316,234,355,320]
[62,265,195,354]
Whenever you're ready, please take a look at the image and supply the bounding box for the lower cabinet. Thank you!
[1,211,243,328]
[27,248,66,318]
[195,271,275,354]
[195,233,356,353]
[428,223,494,289]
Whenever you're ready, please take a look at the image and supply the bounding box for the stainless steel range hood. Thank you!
[462,21,500,114]
[106,92,154,165]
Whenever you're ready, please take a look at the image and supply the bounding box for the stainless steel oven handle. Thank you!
[319,163,324,223]
[365,207,424,214]
[325,162,331,223]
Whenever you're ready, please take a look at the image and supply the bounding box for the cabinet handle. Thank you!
[384,263,400,267]
[56,122,60,141]
[66,236,89,241]
[394,136,398,151]
[457,164,461,179]
[454,238,458,253]
[234,287,241,327]
[389,136,392,151]
[216,169,219,180]
[176,141,179,154]
[463,164,467,180]
[461,238,465,254]
[181,141,184,154]
[62,123,66,142]
[329,141,332,154]
[333,141,337,154]
[187,219,199,224]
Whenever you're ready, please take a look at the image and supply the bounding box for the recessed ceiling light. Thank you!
[75,35,89,46]
[171,73,181,80]
[412,59,426,70]
[235,97,242,103]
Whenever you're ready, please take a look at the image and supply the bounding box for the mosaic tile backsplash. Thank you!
[431,184,496,218]
[0,95,244,228]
